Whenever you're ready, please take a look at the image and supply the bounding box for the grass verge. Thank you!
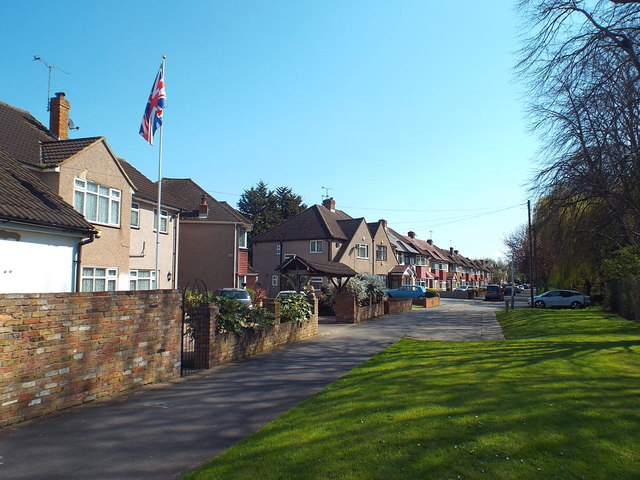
[182,308,640,479]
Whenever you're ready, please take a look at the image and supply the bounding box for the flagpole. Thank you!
[154,55,166,289]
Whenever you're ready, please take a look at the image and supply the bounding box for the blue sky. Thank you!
[1,1,539,260]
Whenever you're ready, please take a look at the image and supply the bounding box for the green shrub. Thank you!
[213,296,251,334]
[279,293,312,323]
[424,288,439,298]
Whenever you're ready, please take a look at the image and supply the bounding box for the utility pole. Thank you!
[528,200,535,308]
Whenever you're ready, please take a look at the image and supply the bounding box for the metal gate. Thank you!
[181,280,211,376]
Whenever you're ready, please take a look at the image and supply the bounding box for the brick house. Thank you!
[0,94,180,291]
[118,159,182,289]
[252,198,397,297]
[161,178,254,292]
[0,149,96,293]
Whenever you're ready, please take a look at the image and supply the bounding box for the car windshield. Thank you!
[221,291,249,299]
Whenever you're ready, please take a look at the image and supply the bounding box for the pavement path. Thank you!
[0,298,503,480]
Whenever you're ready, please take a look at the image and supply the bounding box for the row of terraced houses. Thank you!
[0,94,490,296]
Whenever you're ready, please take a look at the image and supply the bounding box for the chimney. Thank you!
[379,219,387,229]
[427,239,433,245]
[50,92,70,140]
[408,231,416,239]
[322,197,336,211]
[198,194,209,218]
[449,247,454,255]
[454,249,459,255]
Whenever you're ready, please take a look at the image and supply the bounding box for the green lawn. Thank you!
[182,308,640,480]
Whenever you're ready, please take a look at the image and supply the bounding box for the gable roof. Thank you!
[162,178,250,224]
[40,137,102,166]
[252,204,352,243]
[276,255,357,277]
[0,149,95,234]
[0,101,54,166]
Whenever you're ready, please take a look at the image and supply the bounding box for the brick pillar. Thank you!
[335,292,356,323]
[49,92,70,140]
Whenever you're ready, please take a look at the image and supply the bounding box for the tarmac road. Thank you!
[0,298,503,480]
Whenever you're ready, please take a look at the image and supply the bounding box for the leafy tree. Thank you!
[238,181,306,260]
[518,0,640,289]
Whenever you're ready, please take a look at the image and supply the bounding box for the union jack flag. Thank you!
[139,62,166,145]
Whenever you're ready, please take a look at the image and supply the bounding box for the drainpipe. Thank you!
[74,231,98,292]
[233,224,238,288]
[172,211,180,289]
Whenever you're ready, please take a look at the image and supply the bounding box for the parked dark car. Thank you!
[527,289,590,309]
[484,284,504,301]
[503,286,522,296]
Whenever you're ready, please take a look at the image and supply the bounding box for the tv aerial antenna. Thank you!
[321,186,333,200]
[33,56,69,111]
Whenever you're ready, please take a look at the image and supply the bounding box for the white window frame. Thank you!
[310,240,323,254]
[153,209,169,234]
[129,269,156,290]
[130,202,140,229]
[81,267,117,292]
[356,243,369,259]
[284,254,296,261]
[376,245,387,261]
[272,275,279,287]
[74,178,121,227]
[238,228,247,249]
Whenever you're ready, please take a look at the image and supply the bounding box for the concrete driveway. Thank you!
[0,299,503,480]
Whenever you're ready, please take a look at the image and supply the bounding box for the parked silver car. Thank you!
[214,288,252,308]
[528,289,590,309]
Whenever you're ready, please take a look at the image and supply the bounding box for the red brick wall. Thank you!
[335,293,385,323]
[384,298,413,314]
[0,290,181,427]
[238,249,249,275]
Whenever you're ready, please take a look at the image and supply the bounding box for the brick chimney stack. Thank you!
[322,197,336,211]
[198,194,209,218]
[407,231,416,239]
[427,239,433,245]
[49,92,70,140]
[450,247,454,255]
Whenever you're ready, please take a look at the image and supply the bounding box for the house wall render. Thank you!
[0,290,181,427]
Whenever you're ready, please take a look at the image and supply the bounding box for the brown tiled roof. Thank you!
[118,159,182,209]
[253,204,352,243]
[0,101,54,166]
[276,255,356,277]
[0,149,95,234]
[162,178,250,224]
[40,137,102,166]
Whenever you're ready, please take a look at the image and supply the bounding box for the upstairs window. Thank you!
[310,240,323,254]
[130,202,140,228]
[276,244,281,255]
[376,245,387,261]
[356,243,369,259]
[153,209,168,233]
[74,178,121,227]
[238,227,247,248]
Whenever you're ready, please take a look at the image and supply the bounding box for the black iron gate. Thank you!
[181,280,211,376]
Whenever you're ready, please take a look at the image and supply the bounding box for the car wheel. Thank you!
[534,300,545,308]
[570,301,582,309]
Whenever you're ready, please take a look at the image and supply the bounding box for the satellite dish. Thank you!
[68,118,80,131]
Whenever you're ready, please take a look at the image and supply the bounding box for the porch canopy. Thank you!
[276,255,357,292]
